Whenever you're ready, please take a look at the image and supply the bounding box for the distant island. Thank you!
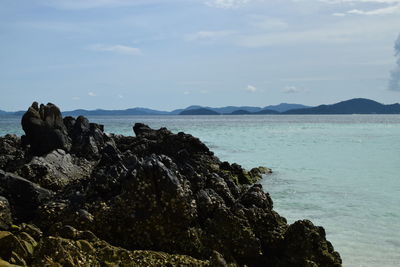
[179,99,400,115]
[283,98,400,115]
[1,98,399,116]
[180,108,220,115]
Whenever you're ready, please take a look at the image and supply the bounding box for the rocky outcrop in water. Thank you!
[0,102,342,266]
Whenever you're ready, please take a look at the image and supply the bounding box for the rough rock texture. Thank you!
[0,170,53,222]
[0,196,12,230]
[64,115,109,159]
[0,102,342,266]
[0,224,210,267]
[21,102,71,155]
[17,149,95,191]
[0,135,25,173]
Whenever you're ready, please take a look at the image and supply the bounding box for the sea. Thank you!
[1,114,399,267]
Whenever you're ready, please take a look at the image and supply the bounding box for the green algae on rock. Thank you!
[0,225,211,267]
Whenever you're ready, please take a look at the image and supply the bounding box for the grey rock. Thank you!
[18,149,95,191]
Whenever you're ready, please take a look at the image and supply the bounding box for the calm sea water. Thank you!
[1,115,399,267]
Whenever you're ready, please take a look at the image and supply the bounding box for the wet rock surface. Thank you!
[0,102,342,266]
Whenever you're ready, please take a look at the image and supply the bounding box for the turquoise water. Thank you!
[1,115,400,266]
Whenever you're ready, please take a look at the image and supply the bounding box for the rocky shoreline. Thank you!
[0,102,342,266]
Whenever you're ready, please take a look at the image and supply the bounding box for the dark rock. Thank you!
[250,166,272,177]
[21,102,71,156]
[196,189,225,218]
[63,116,76,136]
[19,223,43,241]
[0,231,27,263]
[0,170,53,222]
[283,220,342,267]
[69,116,107,159]
[133,122,153,137]
[207,173,235,206]
[85,154,198,253]
[0,135,26,172]
[220,162,267,185]
[0,196,12,230]
[210,250,228,267]
[239,184,273,210]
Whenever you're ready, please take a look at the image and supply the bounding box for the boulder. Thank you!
[0,170,53,222]
[21,102,71,156]
[0,196,12,230]
[133,122,154,137]
[220,162,269,185]
[282,220,342,267]
[17,149,95,191]
[69,116,108,159]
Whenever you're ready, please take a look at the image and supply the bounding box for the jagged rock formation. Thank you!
[0,102,342,266]
[21,102,71,155]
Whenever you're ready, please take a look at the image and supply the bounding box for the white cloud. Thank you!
[205,0,250,9]
[235,16,400,47]
[347,5,400,15]
[282,86,304,93]
[186,30,235,41]
[88,92,96,96]
[117,94,124,99]
[39,0,159,9]
[183,91,190,95]
[89,44,141,55]
[322,0,400,3]
[323,0,400,16]
[333,12,346,16]
[245,85,257,92]
[72,96,80,100]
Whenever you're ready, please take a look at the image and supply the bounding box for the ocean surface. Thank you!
[1,114,400,267]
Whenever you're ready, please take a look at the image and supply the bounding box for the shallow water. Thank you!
[1,114,400,267]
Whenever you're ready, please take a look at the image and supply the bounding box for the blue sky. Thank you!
[1,0,400,111]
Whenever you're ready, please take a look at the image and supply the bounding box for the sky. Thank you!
[1,0,400,111]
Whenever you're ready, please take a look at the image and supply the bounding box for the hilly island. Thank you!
[1,98,399,117]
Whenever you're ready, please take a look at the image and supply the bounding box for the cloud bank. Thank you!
[389,34,400,91]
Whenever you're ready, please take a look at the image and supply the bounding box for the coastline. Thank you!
[0,103,343,266]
